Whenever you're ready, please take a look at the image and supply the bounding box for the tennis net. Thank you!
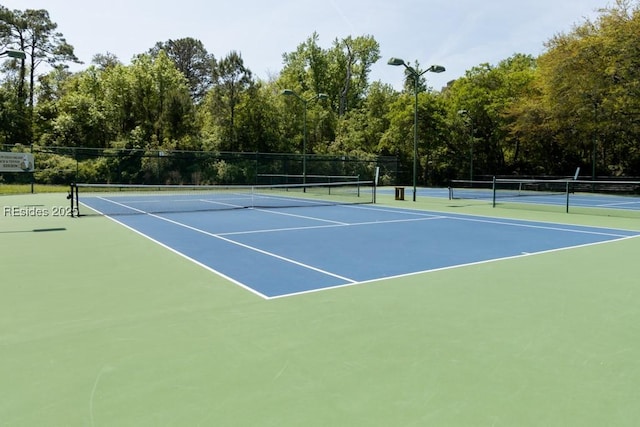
[493,178,570,200]
[449,178,570,200]
[448,180,495,200]
[69,181,376,217]
[450,177,640,215]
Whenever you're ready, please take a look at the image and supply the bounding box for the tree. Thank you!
[0,6,80,148]
[125,52,195,148]
[150,38,213,103]
[281,33,380,116]
[0,7,80,110]
[329,35,380,116]
[203,51,253,151]
[536,0,640,176]
[91,52,121,70]
[332,81,394,155]
[444,54,538,177]
[278,33,381,156]
[43,52,195,151]
[281,32,328,96]
[232,82,284,153]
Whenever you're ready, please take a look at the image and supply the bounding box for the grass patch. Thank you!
[0,183,69,195]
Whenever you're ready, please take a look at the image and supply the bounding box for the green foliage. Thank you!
[0,5,80,122]
[200,51,255,151]
[34,153,76,184]
[213,159,247,184]
[332,81,395,155]
[446,54,540,176]
[4,2,640,186]
[77,157,111,183]
[150,37,214,102]
[534,0,640,176]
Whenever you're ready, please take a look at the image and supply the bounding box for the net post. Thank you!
[74,183,79,217]
[492,176,497,207]
[251,185,255,209]
[30,144,34,194]
[68,183,76,217]
[565,180,570,213]
[372,170,378,203]
[68,183,73,217]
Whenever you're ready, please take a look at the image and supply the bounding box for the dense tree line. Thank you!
[2,0,640,186]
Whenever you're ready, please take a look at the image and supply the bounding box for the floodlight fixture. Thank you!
[0,49,26,59]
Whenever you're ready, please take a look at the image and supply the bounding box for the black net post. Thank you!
[68,183,79,217]
[492,176,497,207]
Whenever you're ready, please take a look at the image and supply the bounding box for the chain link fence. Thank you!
[1,144,398,187]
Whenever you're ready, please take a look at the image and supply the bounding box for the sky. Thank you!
[3,0,611,90]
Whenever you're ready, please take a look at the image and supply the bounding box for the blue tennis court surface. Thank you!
[80,196,640,299]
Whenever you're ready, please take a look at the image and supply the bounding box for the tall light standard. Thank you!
[282,89,329,185]
[0,49,26,59]
[388,57,444,201]
[592,101,598,181]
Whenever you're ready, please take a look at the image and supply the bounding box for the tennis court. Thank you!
[3,188,640,426]
[444,178,640,216]
[74,184,639,298]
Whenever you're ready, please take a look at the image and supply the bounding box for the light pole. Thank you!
[0,49,26,59]
[281,89,328,185]
[388,57,444,201]
[592,101,598,181]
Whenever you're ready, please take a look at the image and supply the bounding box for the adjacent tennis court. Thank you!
[446,178,640,215]
[74,184,639,298]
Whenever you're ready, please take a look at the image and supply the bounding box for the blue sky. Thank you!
[3,0,609,90]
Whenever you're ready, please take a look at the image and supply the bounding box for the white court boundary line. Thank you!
[89,197,359,291]
[268,234,640,299]
[80,199,640,299]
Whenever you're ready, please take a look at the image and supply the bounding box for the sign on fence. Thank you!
[0,152,34,172]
